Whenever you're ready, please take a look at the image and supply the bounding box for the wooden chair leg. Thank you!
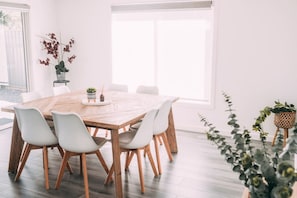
[95,150,109,174]
[125,151,134,171]
[136,149,145,193]
[43,146,50,190]
[161,133,173,161]
[20,143,29,162]
[57,146,73,174]
[104,163,114,185]
[153,136,162,175]
[157,136,163,145]
[15,144,32,181]
[145,145,158,176]
[93,128,99,136]
[81,153,89,198]
[272,127,280,146]
[125,151,130,170]
[283,128,288,147]
[55,152,71,189]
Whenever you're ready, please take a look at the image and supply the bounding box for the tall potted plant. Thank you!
[199,93,297,198]
[39,33,76,80]
[253,101,296,147]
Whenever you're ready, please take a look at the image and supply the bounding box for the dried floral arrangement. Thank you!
[39,33,76,75]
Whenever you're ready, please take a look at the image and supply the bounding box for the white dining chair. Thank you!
[128,100,173,175]
[108,83,128,92]
[52,111,109,198]
[136,85,159,95]
[104,109,158,193]
[132,85,162,144]
[152,100,174,175]
[14,106,72,190]
[52,85,71,96]
[21,91,41,103]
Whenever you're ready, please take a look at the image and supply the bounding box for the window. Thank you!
[111,1,214,103]
[0,3,30,93]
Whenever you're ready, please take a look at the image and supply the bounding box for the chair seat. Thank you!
[118,131,136,145]
[92,137,107,147]
[129,122,141,132]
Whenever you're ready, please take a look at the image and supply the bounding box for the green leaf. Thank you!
[233,165,241,172]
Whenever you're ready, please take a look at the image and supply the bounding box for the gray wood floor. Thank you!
[0,128,245,198]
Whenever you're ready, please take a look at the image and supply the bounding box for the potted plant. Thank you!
[253,101,296,146]
[39,33,76,80]
[199,93,297,198]
[86,87,96,102]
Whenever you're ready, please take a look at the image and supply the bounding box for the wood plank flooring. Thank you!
[0,127,245,198]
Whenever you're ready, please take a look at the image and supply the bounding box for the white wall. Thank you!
[199,0,297,139]
[6,0,297,140]
[56,0,112,91]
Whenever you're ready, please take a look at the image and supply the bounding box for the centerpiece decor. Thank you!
[100,85,104,102]
[86,87,96,102]
[39,33,76,80]
[199,93,297,198]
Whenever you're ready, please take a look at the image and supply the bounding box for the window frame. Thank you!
[111,1,217,108]
[0,2,31,91]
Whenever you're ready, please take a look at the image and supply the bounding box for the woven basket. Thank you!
[274,112,296,129]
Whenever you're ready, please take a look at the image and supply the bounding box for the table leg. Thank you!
[8,115,24,173]
[166,108,178,153]
[111,129,123,198]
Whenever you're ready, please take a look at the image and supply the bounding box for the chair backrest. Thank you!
[21,91,41,103]
[14,106,58,146]
[123,109,158,149]
[109,83,128,92]
[52,111,101,153]
[136,85,159,95]
[153,100,172,135]
[53,86,71,96]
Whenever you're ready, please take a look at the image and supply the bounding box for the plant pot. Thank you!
[56,72,66,81]
[274,112,296,129]
[87,92,96,101]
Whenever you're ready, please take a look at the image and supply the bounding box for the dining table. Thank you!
[2,90,178,198]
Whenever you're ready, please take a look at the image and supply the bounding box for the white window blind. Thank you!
[111,1,214,102]
[0,2,30,12]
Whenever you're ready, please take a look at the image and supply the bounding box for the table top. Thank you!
[3,91,177,130]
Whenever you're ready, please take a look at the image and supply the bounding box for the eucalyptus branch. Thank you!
[200,93,297,198]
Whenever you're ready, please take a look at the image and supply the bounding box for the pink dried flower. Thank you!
[39,33,76,74]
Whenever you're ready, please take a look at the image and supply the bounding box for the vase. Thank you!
[56,72,66,81]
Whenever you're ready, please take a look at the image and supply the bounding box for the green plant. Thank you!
[39,33,76,74]
[86,87,96,93]
[253,101,296,134]
[199,93,297,198]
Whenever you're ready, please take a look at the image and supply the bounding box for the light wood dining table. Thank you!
[2,90,178,198]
